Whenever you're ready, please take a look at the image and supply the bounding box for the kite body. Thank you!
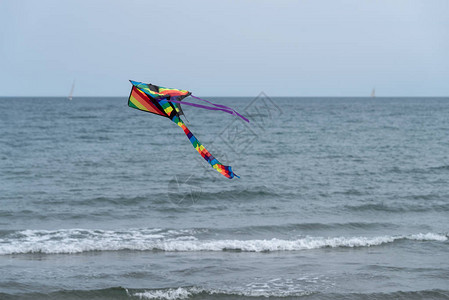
[128,80,246,179]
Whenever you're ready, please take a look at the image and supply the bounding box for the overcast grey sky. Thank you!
[1,0,448,97]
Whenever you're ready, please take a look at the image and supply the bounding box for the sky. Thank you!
[0,0,448,97]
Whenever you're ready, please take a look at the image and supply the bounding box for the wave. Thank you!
[0,228,446,255]
[2,287,449,300]
[232,222,399,232]
[344,202,449,213]
[0,286,313,300]
[131,286,313,299]
[430,165,449,171]
[131,287,449,300]
[70,186,282,208]
[390,164,449,174]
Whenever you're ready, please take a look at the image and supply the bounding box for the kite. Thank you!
[127,80,249,179]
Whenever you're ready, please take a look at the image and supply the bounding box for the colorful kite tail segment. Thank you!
[171,116,239,179]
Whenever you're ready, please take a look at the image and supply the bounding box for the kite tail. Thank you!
[171,116,239,179]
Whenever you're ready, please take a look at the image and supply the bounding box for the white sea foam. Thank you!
[0,229,446,255]
[131,285,314,300]
[133,287,205,300]
[408,232,448,241]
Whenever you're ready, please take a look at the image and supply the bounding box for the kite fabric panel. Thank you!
[128,86,167,117]
[127,80,244,179]
[130,80,191,100]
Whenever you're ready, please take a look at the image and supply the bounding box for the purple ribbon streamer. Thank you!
[190,95,249,123]
[169,100,249,122]
[190,95,235,111]
[170,95,249,123]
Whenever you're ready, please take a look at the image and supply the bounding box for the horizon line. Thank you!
[1,95,449,98]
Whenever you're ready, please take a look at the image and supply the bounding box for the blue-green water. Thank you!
[0,97,448,299]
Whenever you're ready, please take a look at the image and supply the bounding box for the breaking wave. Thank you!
[131,286,314,299]
[0,228,446,255]
[2,287,449,300]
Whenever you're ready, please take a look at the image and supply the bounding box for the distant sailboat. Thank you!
[68,80,75,101]
[371,88,376,98]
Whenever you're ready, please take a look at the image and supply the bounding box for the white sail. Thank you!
[371,88,375,98]
[68,80,75,100]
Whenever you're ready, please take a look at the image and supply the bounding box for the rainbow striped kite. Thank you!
[128,80,249,179]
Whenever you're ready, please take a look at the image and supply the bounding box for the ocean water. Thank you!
[0,96,448,299]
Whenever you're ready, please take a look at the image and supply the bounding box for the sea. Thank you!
[0,96,448,300]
